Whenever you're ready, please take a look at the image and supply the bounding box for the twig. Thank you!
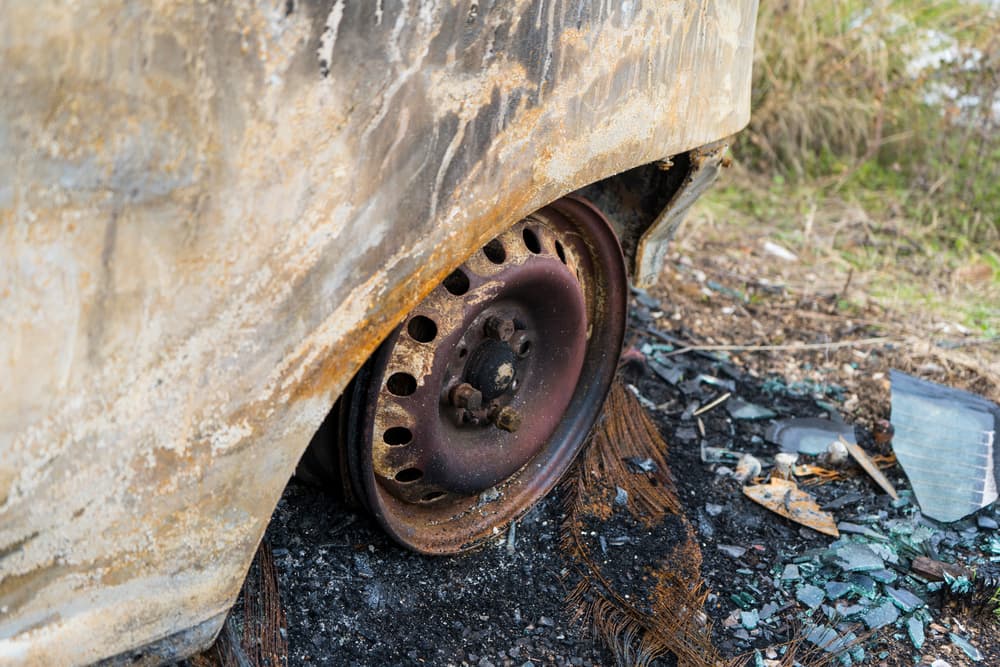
[664,336,892,356]
[693,392,731,416]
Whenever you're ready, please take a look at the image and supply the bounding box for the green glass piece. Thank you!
[886,587,923,613]
[797,584,826,610]
[949,633,983,661]
[824,581,851,600]
[741,609,759,630]
[863,600,899,630]
[907,616,925,650]
[835,543,884,572]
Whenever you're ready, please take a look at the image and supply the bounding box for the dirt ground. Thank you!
[187,210,1000,667]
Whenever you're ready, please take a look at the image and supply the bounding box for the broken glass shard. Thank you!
[907,616,925,650]
[979,515,998,530]
[847,574,878,598]
[835,543,884,572]
[885,587,923,613]
[806,625,839,651]
[949,633,983,662]
[824,581,851,600]
[797,584,826,609]
[727,399,777,420]
[767,417,857,456]
[890,370,1000,523]
[741,609,759,630]
[718,544,747,559]
[782,563,801,581]
[863,600,899,629]
[649,359,684,386]
[869,569,897,584]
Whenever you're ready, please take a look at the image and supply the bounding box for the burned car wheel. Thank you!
[302,196,626,554]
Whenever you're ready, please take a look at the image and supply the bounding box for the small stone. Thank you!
[705,503,724,517]
[538,616,555,627]
[718,544,747,558]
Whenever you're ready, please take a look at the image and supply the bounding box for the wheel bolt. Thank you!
[491,406,522,433]
[450,383,483,410]
[484,316,515,342]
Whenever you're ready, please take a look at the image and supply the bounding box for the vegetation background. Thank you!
[696,0,999,337]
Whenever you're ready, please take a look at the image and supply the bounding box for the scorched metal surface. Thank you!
[0,1,758,664]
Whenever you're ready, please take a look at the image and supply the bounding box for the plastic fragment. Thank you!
[890,370,1000,522]
[949,633,983,661]
[863,600,899,629]
[743,478,839,537]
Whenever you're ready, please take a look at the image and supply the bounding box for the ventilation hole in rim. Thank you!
[443,269,470,295]
[422,491,446,502]
[407,315,437,343]
[483,239,506,264]
[518,339,532,356]
[458,347,468,358]
[522,227,542,254]
[386,372,417,396]
[555,240,567,264]
[395,467,423,483]
[383,427,412,446]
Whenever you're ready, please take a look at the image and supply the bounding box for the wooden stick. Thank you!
[664,336,892,356]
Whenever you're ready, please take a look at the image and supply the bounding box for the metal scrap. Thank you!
[742,478,839,537]
[842,437,899,500]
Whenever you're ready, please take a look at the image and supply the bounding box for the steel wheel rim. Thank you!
[346,196,627,554]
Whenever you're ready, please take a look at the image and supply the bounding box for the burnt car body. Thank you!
[0,1,758,664]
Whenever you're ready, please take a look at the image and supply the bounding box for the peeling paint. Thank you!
[0,0,757,663]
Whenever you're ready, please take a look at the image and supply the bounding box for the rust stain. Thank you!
[0,0,757,662]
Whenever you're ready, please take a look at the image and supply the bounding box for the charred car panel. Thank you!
[0,0,757,663]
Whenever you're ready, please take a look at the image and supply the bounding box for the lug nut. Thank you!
[450,383,483,410]
[484,316,515,342]
[491,406,522,433]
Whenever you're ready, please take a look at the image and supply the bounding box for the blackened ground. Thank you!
[264,484,612,666]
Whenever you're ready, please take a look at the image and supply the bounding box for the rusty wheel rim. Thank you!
[345,196,626,554]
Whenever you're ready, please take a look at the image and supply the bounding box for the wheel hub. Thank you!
[343,196,627,553]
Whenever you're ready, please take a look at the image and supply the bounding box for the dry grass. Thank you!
[735,0,1000,248]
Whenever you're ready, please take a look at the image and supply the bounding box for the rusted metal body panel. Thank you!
[0,1,757,663]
